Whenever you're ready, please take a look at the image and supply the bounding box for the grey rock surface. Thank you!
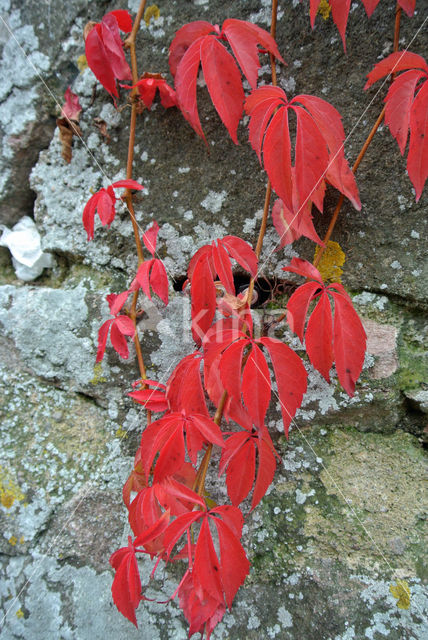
[0,1,427,639]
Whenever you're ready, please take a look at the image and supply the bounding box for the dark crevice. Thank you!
[172,273,298,308]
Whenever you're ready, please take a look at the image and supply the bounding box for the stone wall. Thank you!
[0,1,427,638]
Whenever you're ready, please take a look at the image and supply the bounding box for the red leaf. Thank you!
[365,52,428,199]
[158,81,177,108]
[169,21,215,77]
[360,0,381,17]
[365,51,428,89]
[398,0,416,16]
[285,281,321,342]
[384,69,425,154]
[283,256,324,284]
[220,236,258,278]
[242,343,271,428]
[128,385,169,413]
[61,87,82,121]
[82,192,99,241]
[135,260,152,299]
[407,78,428,201]
[222,18,285,89]
[219,338,247,406]
[175,38,206,142]
[166,352,208,416]
[305,290,334,381]
[210,515,250,609]
[329,0,352,52]
[290,94,360,209]
[191,256,217,345]
[248,95,282,163]
[107,290,130,315]
[85,26,118,98]
[272,197,324,247]
[129,488,162,537]
[111,179,144,191]
[153,424,186,483]
[193,517,223,603]
[330,288,367,396]
[110,321,131,359]
[109,10,133,32]
[113,315,135,336]
[263,106,293,211]
[200,37,244,144]
[96,319,112,362]
[164,511,203,558]
[133,510,171,549]
[251,435,276,511]
[150,259,169,305]
[225,437,255,506]
[110,539,141,627]
[190,414,224,449]
[100,14,131,82]
[160,475,206,511]
[258,337,307,437]
[212,240,235,295]
[293,105,328,211]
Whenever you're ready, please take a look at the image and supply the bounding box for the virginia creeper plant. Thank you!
[71,0,427,636]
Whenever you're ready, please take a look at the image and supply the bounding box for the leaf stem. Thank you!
[247,0,279,305]
[124,0,150,420]
[313,3,402,268]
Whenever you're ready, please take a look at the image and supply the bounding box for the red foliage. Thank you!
[85,10,133,100]
[283,258,367,396]
[61,87,82,121]
[169,19,284,142]
[131,221,169,305]
[122,73,177,109]
[82,179,144,240]
[96,291,135,362]
[187,236,257,345]
[245,87,360,216]
[365,51,428,200]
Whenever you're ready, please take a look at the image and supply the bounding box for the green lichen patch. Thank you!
[397,310,428,394]
[0,364,123,553]
[246,427,427,585]
[305,429,427,579]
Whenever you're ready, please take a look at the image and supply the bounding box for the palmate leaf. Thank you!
[283,258,367,396]
[85,11,132,99]
[203,318,307,436]
[365,51,428,200]
[245,87,360,216]
[137,410,224,483]
[219,427,277,509]
[110,538,141,627]
[169,19,284,142]
[187,237,257,345]
[163,506,249,612]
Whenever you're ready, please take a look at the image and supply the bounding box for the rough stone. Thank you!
[0,1,427,638]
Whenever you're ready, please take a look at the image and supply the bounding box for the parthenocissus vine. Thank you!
[61,0,427,636]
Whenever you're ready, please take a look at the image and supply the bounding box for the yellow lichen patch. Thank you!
[8,536,18,546]
[15,609,24,619]
[144,5,160,26]
[115,426,128,439]
[318,0,332,20]
[19,536,25,544]
[0,466,25,509]
[314,241,345,282]
[390,580,411,609]
[90,362,107,385]
[77,54,88,73]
